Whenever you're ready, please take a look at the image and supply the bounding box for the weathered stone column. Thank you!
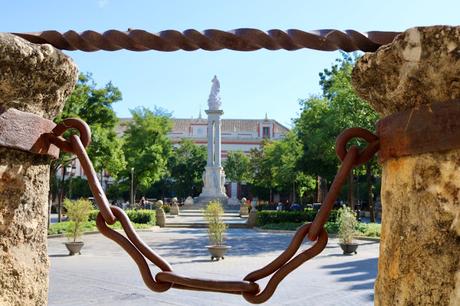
[352,26,460,306]
[0,34,78,305]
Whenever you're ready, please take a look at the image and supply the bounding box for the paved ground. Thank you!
[48,228,379,306]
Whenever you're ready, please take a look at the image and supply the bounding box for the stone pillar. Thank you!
[352,26,460,306]
[0,34,78,305]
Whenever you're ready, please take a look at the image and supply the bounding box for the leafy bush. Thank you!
[324,221,339,234]
[126,209,156,225]
[162,204,170,214]
[356,222,381,237]
[48,220,154,235]
[88,209,155,225]
[64,198,92,242]
[49,221,95,235]
[256,203,276,211]
[204,201,227,245]
[256,209,336,226]
[88,210,99,221]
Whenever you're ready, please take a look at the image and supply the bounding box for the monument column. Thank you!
[352,26,460,306]
[198,76,228,204]
[207,119,214,166]
[215,118,222,166]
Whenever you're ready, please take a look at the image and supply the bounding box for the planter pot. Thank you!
[65,241,84,256]
[206,245,231,261]
[339,242,358,255]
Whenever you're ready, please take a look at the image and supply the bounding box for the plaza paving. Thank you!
[48,228,379,306]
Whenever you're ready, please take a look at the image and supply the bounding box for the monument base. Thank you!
[198,166,228,207]
[195,196,228,207]
[227,197,240,206]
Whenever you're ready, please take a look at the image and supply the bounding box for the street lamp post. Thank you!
[130,167,134,206]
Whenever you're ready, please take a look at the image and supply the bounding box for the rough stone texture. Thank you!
[353,26,460,306]
[0,33,78,306]
[353,26,460,117]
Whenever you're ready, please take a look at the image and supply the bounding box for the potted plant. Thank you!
[204,201,230,261]
[337,205,359,255]
[63,198,92,255]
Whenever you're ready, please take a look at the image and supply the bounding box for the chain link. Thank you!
[49,118,379,304]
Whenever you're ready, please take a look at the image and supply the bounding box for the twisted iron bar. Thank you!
[12,29,400,52]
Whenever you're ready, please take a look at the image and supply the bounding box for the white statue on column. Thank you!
[198,76,228,204]
[208,75,221,110]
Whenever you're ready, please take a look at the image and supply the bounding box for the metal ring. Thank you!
[50,118,91,152]
[336,127,379,166]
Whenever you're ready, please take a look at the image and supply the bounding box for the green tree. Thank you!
[122,107,172,199]
[249,132,316,203]
[56,73,126,178]
[51,73,125,222]
[295,53,380,217]
[169,139,207,198]
[223,151,251,183]
[248,144,274,201]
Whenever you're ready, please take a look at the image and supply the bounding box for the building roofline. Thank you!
[118,117,290,130]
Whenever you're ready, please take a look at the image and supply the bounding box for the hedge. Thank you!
[89,209,156,225]
[256,209,338,226]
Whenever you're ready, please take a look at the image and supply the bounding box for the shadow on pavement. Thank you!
[321,257,377,301]
[149,228,309,258]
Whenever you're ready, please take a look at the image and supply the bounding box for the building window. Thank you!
[262,127,270,139]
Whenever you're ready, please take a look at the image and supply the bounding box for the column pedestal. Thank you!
[352,26,460,306]
[197,166,228,205]
[0,33,78,305]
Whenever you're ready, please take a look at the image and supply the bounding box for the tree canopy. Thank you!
[295,53,380,182]
[55,73,126,178]
[122,107,172,195]
[168,139,207,197]
[224,151,251,183]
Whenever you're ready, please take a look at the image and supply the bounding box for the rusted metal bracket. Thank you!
[377,101,460,162]
[0,108,59,158]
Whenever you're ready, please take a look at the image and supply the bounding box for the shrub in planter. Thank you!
[337,205,358,254]
[63,198,92,255]
[204,201,229,260]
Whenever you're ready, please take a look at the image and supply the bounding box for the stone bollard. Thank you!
[0,34,78,305]
[155,200,166,227]
[239,205,249,217]
[352,26,460,306]
[170,197,180,215]
[239,197,249,216]
[247,200,257,228]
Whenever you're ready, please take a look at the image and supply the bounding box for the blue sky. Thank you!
[2,1,459,126]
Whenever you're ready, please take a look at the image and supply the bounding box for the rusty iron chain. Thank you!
[12,29,399,52]
[48,118,379,304]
